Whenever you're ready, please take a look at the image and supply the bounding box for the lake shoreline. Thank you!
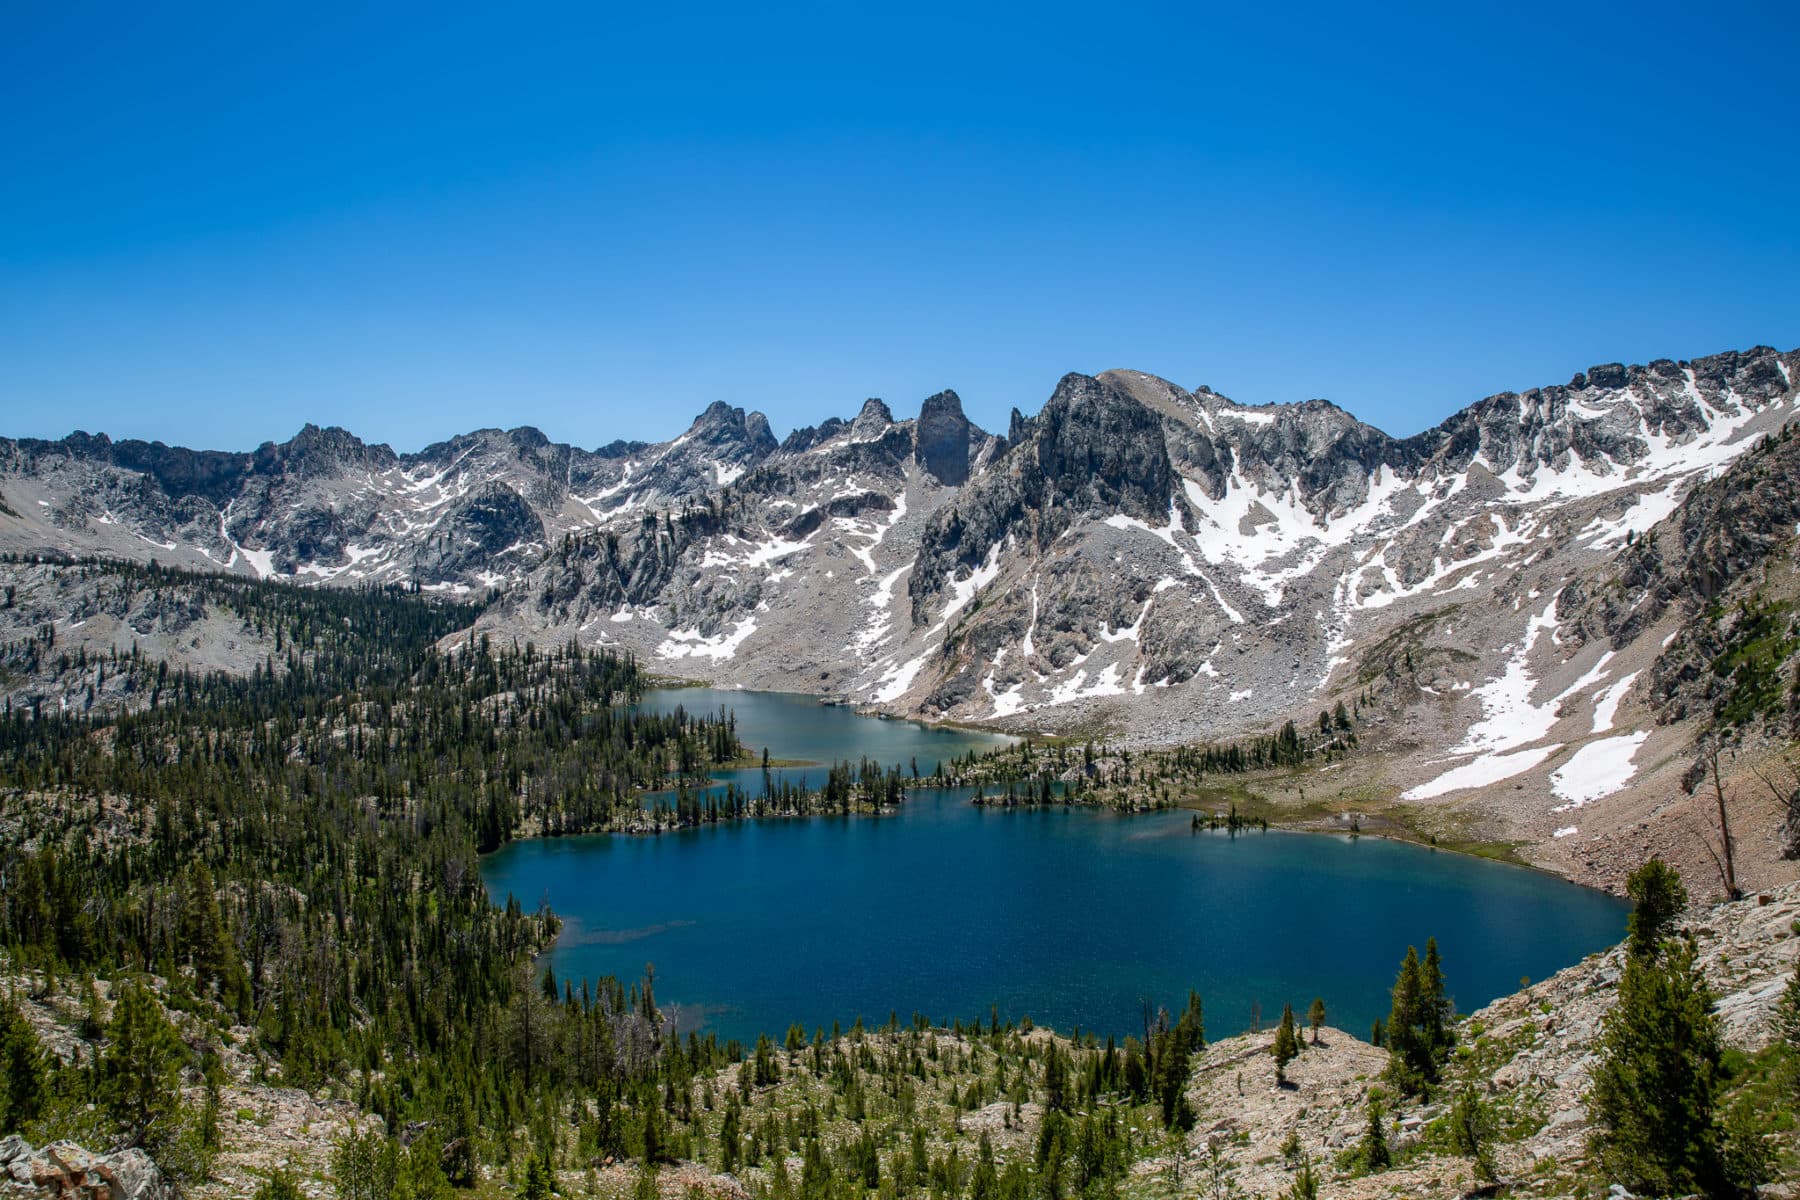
[514,679,1622,895]
[482,687,1630,1048]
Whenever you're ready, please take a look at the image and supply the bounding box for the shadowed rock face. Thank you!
[430,484,546,582]
[1026,373,1178,534]
[907,372,1179,622]
[915,390,973,485]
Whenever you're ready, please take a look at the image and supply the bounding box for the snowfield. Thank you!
[1550,732,1649,810]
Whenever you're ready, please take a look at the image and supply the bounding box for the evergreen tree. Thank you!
[1358,1096,1390,1173]
[1150,996,1203,1130]
[1448,1086,1495,1181]
[970,1133,999,1200]
[1121,1040,1147,1099]
[1042,1042,1068,1112]
[179,861,241,1004]
[1305,998,1325,1045]
[1625,858,1688,959]
[1383,947,1428,1093]
[101,981,187,1149]
[1421,937,1453,1061]
[0,995,45,1134]
[1587,935,1735,1197]
[1176,988,1205,1051]
[399,1135,453,1200]
[719,1096,742,1174]
[441,1092,478,1187]
[752,1033,780,1087]
[1384,941,1450,1094]
[1285,1155,1319,1200]
[521,1152,556,1200]
[1272,1004,1299,1085]
[332,1126,398,1200]
[253,1171,307,1200]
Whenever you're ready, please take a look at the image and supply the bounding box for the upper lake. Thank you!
[481,688,1628,1043]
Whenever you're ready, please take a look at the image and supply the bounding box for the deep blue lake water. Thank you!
[481,688,1628,1043]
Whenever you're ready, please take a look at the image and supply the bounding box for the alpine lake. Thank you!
[482,688,1627,1044]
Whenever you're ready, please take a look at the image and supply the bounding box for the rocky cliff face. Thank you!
[859,345,1798,740]
[1564,423,1800,739]
[913,390,974,486]
[908,372,1182,623]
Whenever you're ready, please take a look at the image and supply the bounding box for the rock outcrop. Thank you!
[0,1137,174,1200]
[1176,882,1800,1199]
[914,390,973,486]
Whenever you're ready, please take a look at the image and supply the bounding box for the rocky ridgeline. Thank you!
[0,1137,173,1200]
[882,346,1800,734]
[570,346,1797,742]
[3,346,1798,763]
[0,398,779,591]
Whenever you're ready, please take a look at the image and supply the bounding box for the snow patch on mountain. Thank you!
[1404,743,1563,800]
[1549,732,1649,809]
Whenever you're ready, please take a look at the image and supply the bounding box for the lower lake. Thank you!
[481,688,1628,1044]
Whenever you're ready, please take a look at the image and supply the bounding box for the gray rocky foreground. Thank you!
[0,1137,174,1200]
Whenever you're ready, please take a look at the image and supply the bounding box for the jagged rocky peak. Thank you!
[683,400,780,458]
[779,420,841,453]
[263,422,393,476]
[849,398,896,440]
[593,436,651,459]
[1028,373,1181,528]
[426,423,566,469]
[1687,344,1793,398]
[1227,398,1413,518]
[506,424,552,451]
[1094,369,1410,516]
[915,389,973,485]
[689,399,745,436]
[1092,369,1230,500]
[1006,407,1032,444]
[907,371,1180,622]
[1094,369,1202,422]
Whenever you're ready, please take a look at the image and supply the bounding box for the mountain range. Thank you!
[4,344,1798,890]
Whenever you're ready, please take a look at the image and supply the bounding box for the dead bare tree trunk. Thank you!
[1749,756,1800,860]
[1709,747,1741,900]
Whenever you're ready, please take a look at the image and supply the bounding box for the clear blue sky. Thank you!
[3,1,1795,452]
